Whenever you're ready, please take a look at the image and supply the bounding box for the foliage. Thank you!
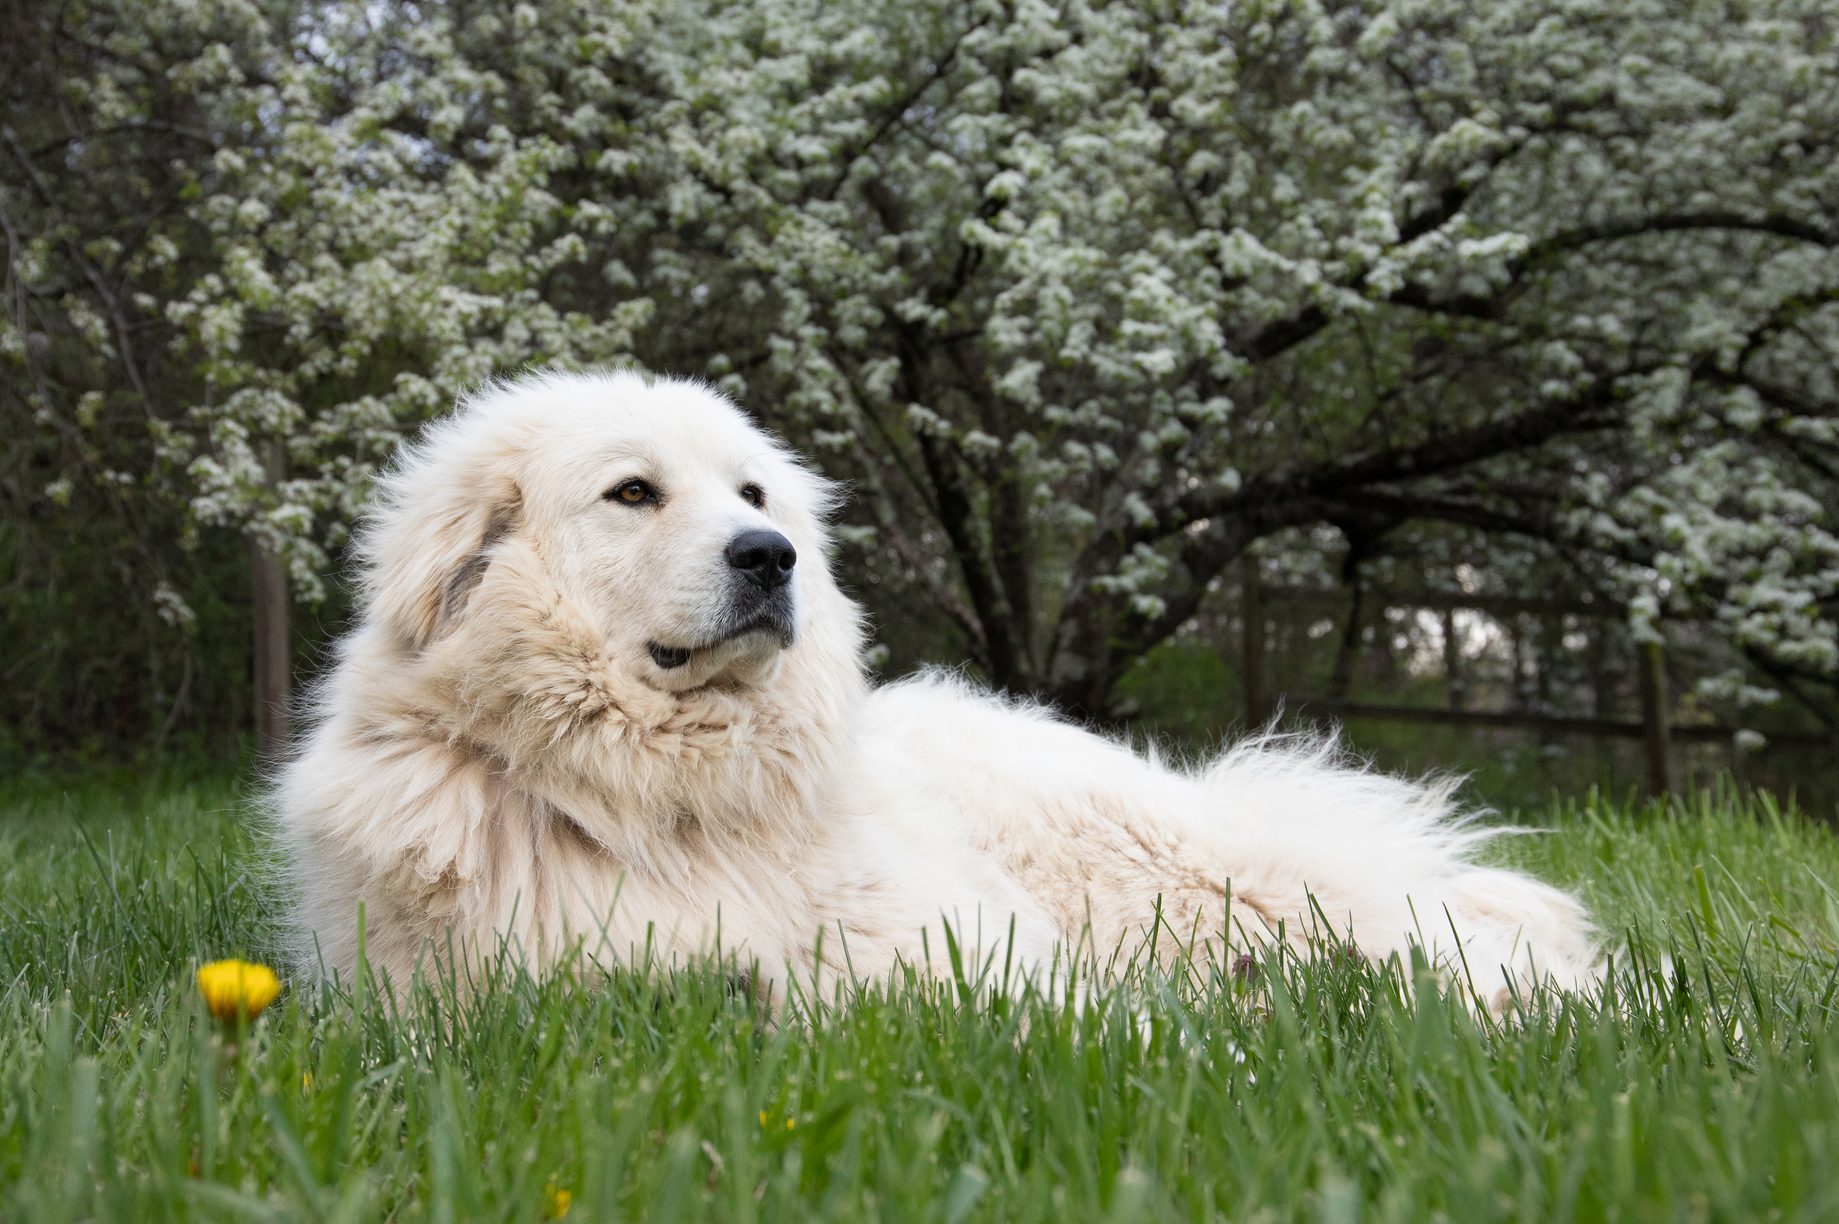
[5,0,1838,742]
[2,779,1839,1219]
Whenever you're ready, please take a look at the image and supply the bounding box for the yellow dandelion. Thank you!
[758,1110,769,1128]
[544,1179,572,1219]
[195,959,282,1022]
[785,1117,796,1131]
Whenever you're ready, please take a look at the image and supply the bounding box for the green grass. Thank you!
[3,777,1838,1222]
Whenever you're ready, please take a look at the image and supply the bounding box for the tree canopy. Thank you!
[5,0,1837,742]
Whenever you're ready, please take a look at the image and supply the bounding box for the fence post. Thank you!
[250,440,291,762]
[1241,554,1269,728]
[1441,607,1464,711]
[1637,639,1678,798]
[250,536,290,762]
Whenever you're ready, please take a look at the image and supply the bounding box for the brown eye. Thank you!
[739,483,765,509]
[606,479,657,506]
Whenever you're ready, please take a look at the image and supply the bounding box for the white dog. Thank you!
[275,370,1600,1012]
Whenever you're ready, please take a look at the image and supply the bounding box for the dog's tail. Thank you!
[1197,731,1603,1011]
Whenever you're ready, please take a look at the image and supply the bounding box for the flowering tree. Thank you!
[666,0,1839,719]
[6,0,1837,740]
[4,0,659,745]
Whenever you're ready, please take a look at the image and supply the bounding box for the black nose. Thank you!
[725,529,797,589]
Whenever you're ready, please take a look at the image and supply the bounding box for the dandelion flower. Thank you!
[544,1179,572,1219]
[196,959,282,1022]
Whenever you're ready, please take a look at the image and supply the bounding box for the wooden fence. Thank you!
[1238,565,1835,797]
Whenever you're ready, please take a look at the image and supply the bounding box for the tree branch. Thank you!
[1157,374,1633,539]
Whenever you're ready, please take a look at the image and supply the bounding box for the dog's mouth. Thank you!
[647,614,795,671]
[647,642,694,670]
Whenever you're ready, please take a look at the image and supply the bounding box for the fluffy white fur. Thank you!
[274,370,1601,1013]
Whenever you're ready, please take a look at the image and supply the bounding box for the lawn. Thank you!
[2,773,1837,1221]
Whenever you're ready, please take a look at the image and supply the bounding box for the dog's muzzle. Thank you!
[646,534,799,670]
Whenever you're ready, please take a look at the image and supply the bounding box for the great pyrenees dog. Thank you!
[276,369,1600,1013]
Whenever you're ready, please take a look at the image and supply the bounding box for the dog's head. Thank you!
[359,370,842,693]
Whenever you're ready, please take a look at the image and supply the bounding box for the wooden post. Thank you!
[1509,615,1530,709]
[250,440,291,761]
[1241,554,1269,728]
[1327,570,1364,700]
[1589,623,1615,779]
[250,535,291,761]
[1441,607,1465,711]
[1637,639,1678,798]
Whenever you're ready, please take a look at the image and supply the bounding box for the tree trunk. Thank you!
[250,535,290,761]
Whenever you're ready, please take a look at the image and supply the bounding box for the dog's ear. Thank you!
[362,470,524,651]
